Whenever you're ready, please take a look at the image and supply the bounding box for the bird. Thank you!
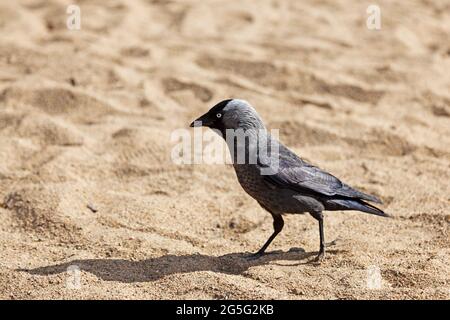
[190,99,388,261]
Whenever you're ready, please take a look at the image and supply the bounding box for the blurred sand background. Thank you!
[0,0,449,299]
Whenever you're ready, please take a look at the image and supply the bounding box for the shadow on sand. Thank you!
[20,248,342,283]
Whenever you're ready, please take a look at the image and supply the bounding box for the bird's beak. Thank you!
[189,114,213,128]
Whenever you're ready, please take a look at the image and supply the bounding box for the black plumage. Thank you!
[191,99,388,261]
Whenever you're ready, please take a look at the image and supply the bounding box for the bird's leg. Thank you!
[249,213,284,259]
[317,217,325,262]
[310,211,325,262]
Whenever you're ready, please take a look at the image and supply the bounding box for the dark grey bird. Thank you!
[190,99,388,261]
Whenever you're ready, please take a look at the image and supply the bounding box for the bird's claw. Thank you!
[314,250,325,263]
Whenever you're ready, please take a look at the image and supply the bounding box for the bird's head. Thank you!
[190,99,265,134]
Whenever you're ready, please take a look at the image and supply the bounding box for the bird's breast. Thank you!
[232,164,273,202]
[232,163,316,214]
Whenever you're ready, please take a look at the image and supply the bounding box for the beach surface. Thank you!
[0,0,449,299]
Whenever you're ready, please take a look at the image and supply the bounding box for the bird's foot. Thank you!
[314,250,325,263]
[245,251,265,261]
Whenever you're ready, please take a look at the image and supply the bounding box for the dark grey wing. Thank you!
[262,144,382,204]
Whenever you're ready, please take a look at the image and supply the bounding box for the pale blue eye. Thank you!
[216,113,222,118]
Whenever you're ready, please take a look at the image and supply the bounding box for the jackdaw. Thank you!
[190,99,388,261]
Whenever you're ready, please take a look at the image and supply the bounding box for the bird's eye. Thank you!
[216,113,222,118]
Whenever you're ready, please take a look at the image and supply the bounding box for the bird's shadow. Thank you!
[20,248,341,283]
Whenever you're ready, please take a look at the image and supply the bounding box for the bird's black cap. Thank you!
[190,99,233,127]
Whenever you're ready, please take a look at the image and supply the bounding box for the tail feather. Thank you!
[326,198,390,217]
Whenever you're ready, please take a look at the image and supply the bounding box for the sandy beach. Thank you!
[0,0,449,299]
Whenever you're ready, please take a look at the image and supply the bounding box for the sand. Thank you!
[0,0,449,300]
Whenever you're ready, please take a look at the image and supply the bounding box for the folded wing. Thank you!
[262,144,382,204]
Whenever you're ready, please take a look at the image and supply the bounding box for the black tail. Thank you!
[325,198,390,217]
